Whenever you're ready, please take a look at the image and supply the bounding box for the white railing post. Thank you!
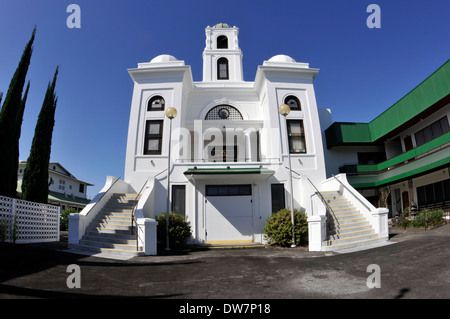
[307,214,326,251]
[371,208,389,238]
[137,218,158,255]
[68,213,85,244]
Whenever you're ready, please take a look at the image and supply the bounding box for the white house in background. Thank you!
[69,23,389,256]
[17,161,92,212]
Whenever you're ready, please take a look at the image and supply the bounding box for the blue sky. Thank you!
[1,0,449,198]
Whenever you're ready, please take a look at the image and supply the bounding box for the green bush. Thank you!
[398,208,444,228]
[156,212,192,249]
[60,207,77,231]
[264,208,308,247]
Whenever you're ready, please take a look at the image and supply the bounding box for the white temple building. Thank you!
[69,23,389,256]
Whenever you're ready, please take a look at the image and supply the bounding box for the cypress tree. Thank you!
[22,67,58,204]
[0,27,35,198]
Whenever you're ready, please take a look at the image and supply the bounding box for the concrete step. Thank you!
[84,229,136,240]
[328,228,375,240]
[79,238,141,251]
[330,220,371,230]
[68,243,144,258]
[92,217,133,226]
[87,224,133,232]
[324,232,379,246]
[82,234,137,245]
[330,216,368,225]
[322,236,389,252]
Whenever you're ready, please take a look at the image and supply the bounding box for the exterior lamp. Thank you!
[279,104,296,248]
[165,107,177,251]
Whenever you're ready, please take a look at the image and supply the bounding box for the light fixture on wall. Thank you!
[279,103,296,248]
[165,107,177,251]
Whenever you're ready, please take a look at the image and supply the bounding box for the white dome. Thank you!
[268,54,296,63]
[150,54,179,63]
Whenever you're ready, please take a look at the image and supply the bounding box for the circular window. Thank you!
[218,108,230,119]
[205,105,243,120]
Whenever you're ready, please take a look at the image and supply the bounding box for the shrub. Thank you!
[398,208,444,228]
[60,207,77,231]
[156,212,192,249]
[264,208,308,247]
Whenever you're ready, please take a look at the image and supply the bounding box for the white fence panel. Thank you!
[0,195,60,244]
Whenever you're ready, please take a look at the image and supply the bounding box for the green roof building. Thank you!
[324,59,450,216]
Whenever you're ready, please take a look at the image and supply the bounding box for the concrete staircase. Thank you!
[68,193,144,258]
[320,191,388,252]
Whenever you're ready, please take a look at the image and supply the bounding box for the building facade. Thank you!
[17,161,92,212]
[124,23,327,244]
[323,59,450,216]
[69,23,390,255]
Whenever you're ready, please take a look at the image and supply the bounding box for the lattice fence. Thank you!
[0,195,60,244]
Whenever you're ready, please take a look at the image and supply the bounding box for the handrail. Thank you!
[307,178,335,215]
[332,174,371,211]
[307,178,338,242]
[87,176,121,215]
[131,179,149,251]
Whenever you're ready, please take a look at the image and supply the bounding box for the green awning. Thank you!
[184,167,274,175]
[183,167,275,182]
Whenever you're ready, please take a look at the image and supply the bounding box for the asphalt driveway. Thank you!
[1,224,449,301]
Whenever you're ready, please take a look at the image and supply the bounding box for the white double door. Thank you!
[205,193,253,242]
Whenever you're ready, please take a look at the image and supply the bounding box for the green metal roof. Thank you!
[326,59,450,148]
[48,191,91,206]
[325,122,371,148]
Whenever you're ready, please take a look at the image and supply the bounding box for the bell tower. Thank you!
[202,23,244,82]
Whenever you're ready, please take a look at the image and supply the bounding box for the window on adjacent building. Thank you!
[287,120,307,153]
[217,35,228,49]
[414,116,449,147]
[147,96,165,111]
[217,58,229,80]
[417,179,450,209]
[79,184,85,194]
[172,185,186,217]
[284,95,301,111]
[271,184,285,213]
[144,120,164,155]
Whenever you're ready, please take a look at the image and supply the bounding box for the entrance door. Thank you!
[402,191,410,211]
[205,185,253,243]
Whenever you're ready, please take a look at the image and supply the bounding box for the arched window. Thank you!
[217,58,229,80]
[217,35,228,49]
[147,96,165,111]
[284,95,301,111]
[205,105,243,120]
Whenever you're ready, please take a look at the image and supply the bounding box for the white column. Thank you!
[68,213,85,244]
[307,215,326,251]
[371,208,389,238]
[137,218,159,255]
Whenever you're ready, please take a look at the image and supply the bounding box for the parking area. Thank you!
[1,224,449,301]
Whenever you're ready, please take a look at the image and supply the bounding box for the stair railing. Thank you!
[131,179,149,251]
[307,178,338,240]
